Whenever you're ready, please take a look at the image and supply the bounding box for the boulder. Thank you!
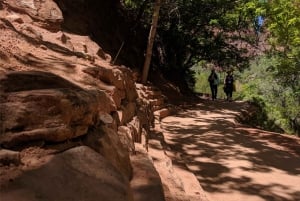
[118,125,135,153]
[130,144,165,201]
[0,146,134,201]
[83,126,132,179]
[5,0,63,31]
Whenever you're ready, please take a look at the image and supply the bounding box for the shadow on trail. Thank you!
[159,100,300,201]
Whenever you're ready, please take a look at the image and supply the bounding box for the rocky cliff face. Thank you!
[52,0,147,68]
[0,1,159,200]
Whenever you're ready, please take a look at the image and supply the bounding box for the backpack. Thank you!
[208,74,214,82]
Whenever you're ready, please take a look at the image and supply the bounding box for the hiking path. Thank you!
[150,99,300,201]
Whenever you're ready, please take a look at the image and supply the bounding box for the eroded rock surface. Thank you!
[0,146,133,201]
[0,1,171,201]
[0,0,156,182]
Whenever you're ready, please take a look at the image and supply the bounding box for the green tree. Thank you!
[266,0,300,88]
[156,0,264,91]
[122,0,260,89]
[263,0,300,133]
[238,56,300,134]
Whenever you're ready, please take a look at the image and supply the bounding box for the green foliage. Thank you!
[267,0,300,48]
[238,56,300,134]
[265,0,300,89]
[194,70,211,95]
[121,0,262,88]
[193,0,300,135]
[193,63,236,100]
[122,0,300,136]
[122,0,154,27]
[123,0,139,8]
[240,96,285,133]
[119,0,274,92]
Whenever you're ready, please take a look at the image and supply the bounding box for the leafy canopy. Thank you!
[122,0,261,79]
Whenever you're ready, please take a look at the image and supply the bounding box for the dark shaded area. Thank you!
[53,0,259,96]
[0,71,82,92]
[54,0,147,69]
[53,0,205,95]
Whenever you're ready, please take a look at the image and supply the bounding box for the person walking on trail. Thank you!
[224,71,234,101]
[208,69,219,100]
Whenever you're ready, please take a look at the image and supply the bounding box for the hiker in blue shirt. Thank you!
[255,15,264,34]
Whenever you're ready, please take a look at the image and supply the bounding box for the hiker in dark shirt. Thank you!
[208,69,219,100]
[224,71,234,101]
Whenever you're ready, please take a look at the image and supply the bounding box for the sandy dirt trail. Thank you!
[160,100,300,201]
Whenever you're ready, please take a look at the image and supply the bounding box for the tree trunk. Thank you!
[141,0,161,84]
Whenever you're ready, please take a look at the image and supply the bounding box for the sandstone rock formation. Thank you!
[1,146,133,201]
[0,1,169,200]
